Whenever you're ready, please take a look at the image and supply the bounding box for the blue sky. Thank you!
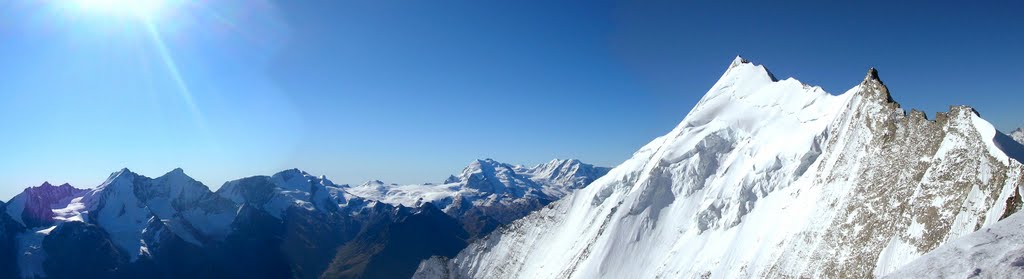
[0,1,1021,199]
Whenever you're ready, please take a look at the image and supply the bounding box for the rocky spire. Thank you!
[860,67,897,104]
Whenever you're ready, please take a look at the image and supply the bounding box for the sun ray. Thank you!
[142,19,207,130]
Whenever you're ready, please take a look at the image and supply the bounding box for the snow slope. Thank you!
[1012,128,1024,145]
[415,57,1024,279]
[885,211,1024,278]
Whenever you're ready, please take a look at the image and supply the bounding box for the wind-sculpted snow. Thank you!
[415,57,1024,279]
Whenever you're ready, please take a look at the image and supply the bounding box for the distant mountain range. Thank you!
[0,159,608,279]
[348,159,609,236]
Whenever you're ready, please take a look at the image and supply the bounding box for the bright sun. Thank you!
[75,0,170,20]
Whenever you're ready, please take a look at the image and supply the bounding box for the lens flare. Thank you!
[51,0,287,133]
[75,0,169,19]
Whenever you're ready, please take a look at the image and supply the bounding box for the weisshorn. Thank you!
[414,57,1024,279]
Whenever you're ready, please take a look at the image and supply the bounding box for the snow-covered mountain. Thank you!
[348,159,610,236]
[1012,127,1024,145]
[217,168,348,218]
[414,57,1024,278]
[4,182,87,229]
[5,168,239,278]
[79,168,237,256]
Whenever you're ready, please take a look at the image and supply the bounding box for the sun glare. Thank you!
[75,0,169,20]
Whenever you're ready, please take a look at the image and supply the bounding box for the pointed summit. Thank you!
[865,67,881,83]
[359,180,386,188]
[719,56,777,84]
[107,168,139,181]
[729,55,750,68]
[156,167,196,184]
[442,175,458,184]
[93,168,143,192]
[858,67,897,104]
[695,56,782,107]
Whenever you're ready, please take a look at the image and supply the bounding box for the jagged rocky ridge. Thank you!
[413,57,1024,278]
[2,158,607,279]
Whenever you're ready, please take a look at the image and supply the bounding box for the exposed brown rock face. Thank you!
[768,74,1024,277]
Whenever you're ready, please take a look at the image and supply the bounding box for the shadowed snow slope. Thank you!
[414,57,1024,279]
